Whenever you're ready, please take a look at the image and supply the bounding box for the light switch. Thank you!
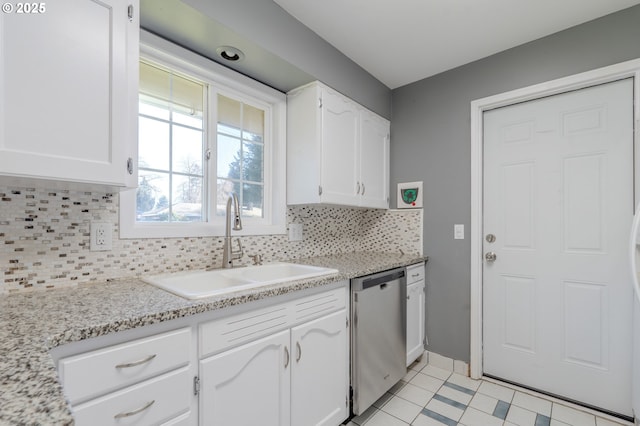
[454,224,464,240]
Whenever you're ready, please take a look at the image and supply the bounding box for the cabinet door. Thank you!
[199,330,291,426]
[0,0,138,187]
[359,110,390,208]
[407,281,426,366]
[320,88,359,205]
[291,309,349,426]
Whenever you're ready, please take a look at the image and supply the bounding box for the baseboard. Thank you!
[426,350,470,376]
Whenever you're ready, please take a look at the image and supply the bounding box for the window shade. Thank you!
[140,62,204,113]
[218,94,264,137]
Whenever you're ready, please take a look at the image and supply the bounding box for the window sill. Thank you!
[119,189,286,239]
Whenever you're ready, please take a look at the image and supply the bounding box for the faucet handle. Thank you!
[251,254,263,265]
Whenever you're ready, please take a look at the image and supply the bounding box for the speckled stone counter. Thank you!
[0,252,426,425]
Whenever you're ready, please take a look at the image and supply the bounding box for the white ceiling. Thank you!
[273,0,640,89]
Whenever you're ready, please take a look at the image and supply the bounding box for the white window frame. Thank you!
[120,31,286,238]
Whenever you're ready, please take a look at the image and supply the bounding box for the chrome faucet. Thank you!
[222,192,243,268]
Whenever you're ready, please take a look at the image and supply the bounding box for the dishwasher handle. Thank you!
[361,270,405,290]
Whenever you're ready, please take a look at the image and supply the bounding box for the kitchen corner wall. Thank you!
[0,186,422,295]
[390,4,640,362]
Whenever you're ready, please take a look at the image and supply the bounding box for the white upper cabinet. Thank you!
[319,87,360,205]
[0,0,139,189]
[287,81,390,208]
[359,109,390,209]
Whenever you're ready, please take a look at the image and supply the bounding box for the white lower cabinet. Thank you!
[199,310,348,426]
[56,283,349,426]
[406,263,426,366]
[199,285,349,426]
[57,328,195,426]
[72,368,192,426]
[290,310,349,426]
[199,330,291,426]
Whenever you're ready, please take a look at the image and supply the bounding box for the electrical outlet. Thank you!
[288,223,303,241]
[90,222,112,251]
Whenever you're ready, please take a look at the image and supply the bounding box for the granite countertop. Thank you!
[0,251,426,425]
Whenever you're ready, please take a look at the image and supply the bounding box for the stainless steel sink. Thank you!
[143,262,340,300]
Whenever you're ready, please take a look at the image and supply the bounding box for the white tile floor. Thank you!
[345,356,633,426]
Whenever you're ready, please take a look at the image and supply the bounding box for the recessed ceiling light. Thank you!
[216,46,245,62]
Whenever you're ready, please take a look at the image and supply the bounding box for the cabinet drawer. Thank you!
[72,367,192,426]
[200,286,347,358]
[406,263,425,284]
[59,328,191,405]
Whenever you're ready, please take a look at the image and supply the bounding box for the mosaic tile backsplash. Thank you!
[0,186,422,294]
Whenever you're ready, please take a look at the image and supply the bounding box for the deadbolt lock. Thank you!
[485,234,496,243]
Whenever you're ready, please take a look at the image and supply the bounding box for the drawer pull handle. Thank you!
[296,341,302,362]
[114,399,155,419]
[115,354,156,369]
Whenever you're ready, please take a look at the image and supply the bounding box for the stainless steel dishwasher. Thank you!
[351,267,406,415]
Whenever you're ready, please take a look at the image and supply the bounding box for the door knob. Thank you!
[485,252,497,262]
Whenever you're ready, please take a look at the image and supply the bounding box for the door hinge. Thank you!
[127,4,134,21]
[193,376,200,396]
[318,186,323,196]
[318,97,322,109]
[126,157,133,175]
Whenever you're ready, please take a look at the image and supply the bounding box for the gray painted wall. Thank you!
[390,5,640,362]
[182,0,392,118]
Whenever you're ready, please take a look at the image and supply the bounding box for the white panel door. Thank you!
[320,88,359,205]
[199,330,290,426]
[0,0,136,186]
[406,281,426,366]
[290,310,349,426]
[483,78,633,416]
[359,109,390,208]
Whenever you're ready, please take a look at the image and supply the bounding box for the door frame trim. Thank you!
[469,58,640,379]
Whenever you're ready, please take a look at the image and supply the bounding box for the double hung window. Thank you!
[120,39,286,238]
[137,62,206,223]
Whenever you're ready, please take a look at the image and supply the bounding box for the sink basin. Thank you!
[143,263,340,300]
